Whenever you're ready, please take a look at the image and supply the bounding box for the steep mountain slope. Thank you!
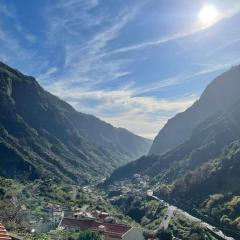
[105,67,240,235]
[0,62,151,183]
[168,140,240,235]
[106,99,240,185]
[150,65,240,155]
[106,66,240,185]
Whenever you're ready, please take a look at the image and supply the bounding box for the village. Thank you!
[9,198,147,240]
[0,176,154,240]
[1,172,224,240]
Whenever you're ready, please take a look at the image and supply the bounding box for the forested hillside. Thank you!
[106,66,240,234]
[0,62,151,184]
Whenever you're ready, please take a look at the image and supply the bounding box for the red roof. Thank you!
[0,224,11,240]
[61,218,131,238]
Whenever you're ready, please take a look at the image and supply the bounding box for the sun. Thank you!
[198,5,219,26]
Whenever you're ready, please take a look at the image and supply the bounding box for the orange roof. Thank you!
[61,218,131,238]
[0,224,11,240]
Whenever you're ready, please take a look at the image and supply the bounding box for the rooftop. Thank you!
[0,223,12,240]
[61,218,131,238]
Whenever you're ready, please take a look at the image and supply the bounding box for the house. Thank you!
[0,223,11,240]
[73,211,94,220]
[51,210,64,224]
[60,218,145,240]
[44,203,62,212]
[91,210,109,219]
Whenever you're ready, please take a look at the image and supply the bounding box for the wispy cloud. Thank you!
[0,1,44,75]
[37,67,59,82]
[41,0,240,138]
[189,57,240,80]
[0,0,239,138]
[43,0,143,87]
[130,78,180,96]
[108,2,240,55]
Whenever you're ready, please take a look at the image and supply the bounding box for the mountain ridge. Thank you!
[107,65,240,185]
[149,65,240,155]
[0,62,152,183]
[105,65,240,234]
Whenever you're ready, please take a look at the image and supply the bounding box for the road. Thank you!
[176,208,235,240]
[158,206,176,231]
[147,191,235,240]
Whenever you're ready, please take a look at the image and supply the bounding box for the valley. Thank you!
[1,62,240,239]
[1,1,240,239]
[0,64,240,240]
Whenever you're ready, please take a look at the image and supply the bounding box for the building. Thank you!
[73,211,94,220]
[51,210,64,224]
[0,223,12,240]
[91,210,109,219]
[60,218,144,240]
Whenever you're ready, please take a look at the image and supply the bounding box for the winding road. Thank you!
[158,205,176,231]
[147,191,235,240]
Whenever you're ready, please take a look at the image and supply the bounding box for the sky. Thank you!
[0,0,240,139]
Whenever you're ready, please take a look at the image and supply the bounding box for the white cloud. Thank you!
[108,2,240,55]
[37,67,59,82]
[47,81,196,138]
[189,57,240,80]
[1,0,238,139]
[0,2,43,74]
[132,78,180,95]
[43,0,144,88]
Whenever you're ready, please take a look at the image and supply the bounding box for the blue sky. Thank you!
[0,0,240,138]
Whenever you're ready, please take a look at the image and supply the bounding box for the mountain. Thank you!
[106,66,240,184]
[105,65,240,234]
[106,98,240,184]
[149,65,240,155]
[0,62,151,184]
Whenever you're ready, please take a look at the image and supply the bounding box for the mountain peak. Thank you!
[0,62,151,183]
[149,65,240,155]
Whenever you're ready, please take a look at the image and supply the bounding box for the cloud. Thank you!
[1,0,238,139]
[0,1,44,75]
[109,29,200,55]
[43,0,144,88]
[205,38,240,58]
[132,78,180,96]
[108,3,240,55]
[0,1,15,18]
[189,57,240,80]
[47,81,196,138]
[37,67,59,82]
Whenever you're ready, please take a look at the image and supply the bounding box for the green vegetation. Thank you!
[106,85,240,236]
[16,230,104,240]
[104,178,221,239]
[2,63,240,239]
[0,175,132,238]
[155,229,172,240]
[0,62,151,184]
[169,213,218,240]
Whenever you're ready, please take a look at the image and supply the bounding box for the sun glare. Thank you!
[198,5,219,26]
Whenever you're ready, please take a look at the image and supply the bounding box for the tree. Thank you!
[0,200,25,230]
[155,229,173,240]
